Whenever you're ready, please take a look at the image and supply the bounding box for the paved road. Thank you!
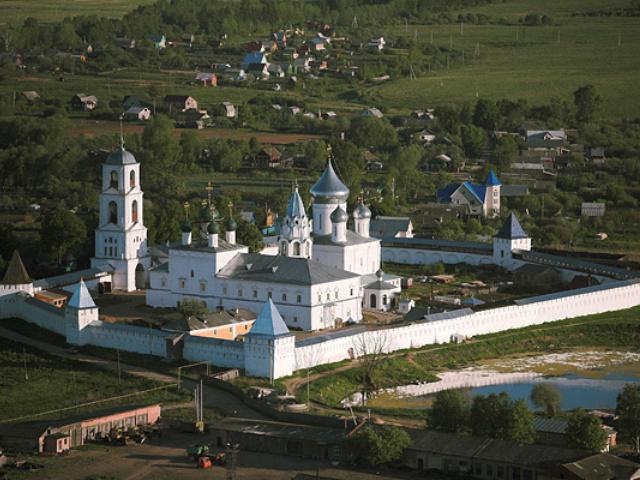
[0,325,267,420]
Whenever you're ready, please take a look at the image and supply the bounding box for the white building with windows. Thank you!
[146,161,392,330]
[90,141,150,291]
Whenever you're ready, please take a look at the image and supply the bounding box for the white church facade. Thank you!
[145,160,396,331]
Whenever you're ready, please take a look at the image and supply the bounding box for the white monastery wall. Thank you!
[183,335,245,369]
[294,280,640,370]
[0,293,67,336]
[80,321,170,356]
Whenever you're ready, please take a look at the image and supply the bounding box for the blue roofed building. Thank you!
[436,170,501,218]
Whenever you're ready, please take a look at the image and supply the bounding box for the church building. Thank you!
[436,169,501,218]
[145,160,395,331]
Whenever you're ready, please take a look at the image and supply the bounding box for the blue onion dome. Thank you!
[227,216,237,231]
[376,268,384,279]
[330,206,348,223]
[207,221,220,234]
[181,220,192,233]
[353,201,372,219]
[310,160,349,203]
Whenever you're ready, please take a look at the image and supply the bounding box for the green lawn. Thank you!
[0,337,190,422]
[0,0,156,23]
[374,13,640,118]
[306,305,640,409]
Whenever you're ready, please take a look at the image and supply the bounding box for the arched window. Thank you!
[108,201,118,224]
[280,241,288,256]
[131,200,138,223]
[129,169,136,188]
[293,242,300,256]
[110,170,118,189]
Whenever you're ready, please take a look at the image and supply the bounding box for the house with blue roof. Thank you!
[242,52,268,70]
[436,169,501,218]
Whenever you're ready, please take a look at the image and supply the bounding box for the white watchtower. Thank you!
[279,186,313,258]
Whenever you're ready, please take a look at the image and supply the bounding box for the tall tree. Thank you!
[236,219,263,253]
[40,207,87,265]
[530,383,562,417]
[566,409,607,452]
[573,85,601,124]
[428,390,470,433]
[617,383,640,453]
[505,399,536,444]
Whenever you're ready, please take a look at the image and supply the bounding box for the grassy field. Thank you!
[0,336,190,422]
[0,0,155,23]
[306,304,640,409]
[374,2,640,118]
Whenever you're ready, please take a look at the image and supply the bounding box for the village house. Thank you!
[513,264,562,290]
[247,63,270,80]
[70,93,98,112]
[122,95,153,111]
[221,102,237,118]
[268,63,285,78]
[242,51,268,70]
[164,95,198,113]
[147,34,166,49]
[123,106,152,121]
[415,129,436,144]
[367,36,386,52]
[256,146,284,169]
[115,37,136,49]
[585,146,606,165]
[524,129,568,156]
[360,107,384,118]
[195,72,217,87]
[369,216,414,239]
[581,202,606,217]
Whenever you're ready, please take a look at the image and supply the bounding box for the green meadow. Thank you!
[0,0,155,23]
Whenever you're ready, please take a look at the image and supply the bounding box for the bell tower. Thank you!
[279,184,312,258]
[91,126,149,291]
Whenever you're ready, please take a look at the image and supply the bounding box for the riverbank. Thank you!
[345,350,640,408]
[303,305,640,409]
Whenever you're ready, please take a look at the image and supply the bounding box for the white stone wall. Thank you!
[294,280,640,371]
[81,321,169,356]
[313,241,381,276]
[0,293,66,335]
[183,335,245,369]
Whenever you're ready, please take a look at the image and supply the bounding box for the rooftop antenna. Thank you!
[119,114,125,150]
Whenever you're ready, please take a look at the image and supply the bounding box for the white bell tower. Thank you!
[279,185,312,258]
[91,130,149,291]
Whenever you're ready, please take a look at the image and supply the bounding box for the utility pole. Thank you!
[117,349,121,384]
[307,368,311,406]
[430,30,433,44]
[226,443,240,480]
[460,21,464,36]
[23,346,28,381]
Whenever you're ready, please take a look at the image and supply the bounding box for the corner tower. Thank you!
[310,160,349,236]
[91,138,149,291]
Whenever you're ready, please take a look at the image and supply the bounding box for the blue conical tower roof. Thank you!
[496,213,528,239]
[485,169,501,186]
[286,187,307,219]
[248,298,290,337]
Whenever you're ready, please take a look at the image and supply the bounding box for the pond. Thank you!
[361,353,640,411]
[467,364,640,410]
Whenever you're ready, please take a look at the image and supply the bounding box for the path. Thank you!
[0,325,266,420]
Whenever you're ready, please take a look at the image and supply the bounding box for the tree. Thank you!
[473,99,499,130]
[346,426,411,467]
[471,393,535,442]
[236,219,263,253]
[461,125,487,158]
[490,135,519,171]
[616,383,640,453]
[566,409,607,452]
[179,298,208,318]
[530,383,562,417]
[352,331,389,396]
[428,390,470,433]
[573,85,601,124]
[505,399,536,444]
[41,207,87,265]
